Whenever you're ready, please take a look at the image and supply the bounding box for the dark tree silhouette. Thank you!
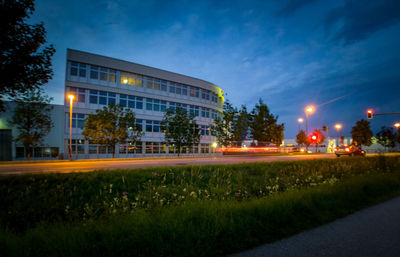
[0,0,55,111]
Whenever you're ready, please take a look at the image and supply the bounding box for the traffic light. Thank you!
[367,109,373,119]
[322,126,329,132]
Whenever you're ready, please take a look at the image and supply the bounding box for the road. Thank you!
[0,153,336,175]
[230,196,400,257]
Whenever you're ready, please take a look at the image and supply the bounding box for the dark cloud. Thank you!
[325,0,400,44]
[277,0,318,16]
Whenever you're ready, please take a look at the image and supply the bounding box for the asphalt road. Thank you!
[0,153,336,175]
[230,196,400,257]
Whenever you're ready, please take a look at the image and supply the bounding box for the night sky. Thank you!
[31,0,400,138]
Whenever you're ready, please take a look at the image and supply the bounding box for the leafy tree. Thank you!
[161,107,201,156]
[8,89,53,160]
[248,99,284,146]
[82,104,142,158]
[0,0,55,111]
[232,105,249,146]
[376,126,395,149]
[212,100,237,147]
[351,119,373,147]
[296,130,309,147]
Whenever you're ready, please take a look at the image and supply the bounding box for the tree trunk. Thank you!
[25,145,31,161]
[112,145,115,158]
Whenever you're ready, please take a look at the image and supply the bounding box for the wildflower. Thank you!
[152,172,160,177]
[122,191,128,196]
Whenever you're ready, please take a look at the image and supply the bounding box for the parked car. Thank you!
[334,145,366,157]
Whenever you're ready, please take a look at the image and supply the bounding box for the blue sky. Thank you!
[31,0,400,138]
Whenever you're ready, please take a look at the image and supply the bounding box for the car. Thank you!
[334,145,366,157]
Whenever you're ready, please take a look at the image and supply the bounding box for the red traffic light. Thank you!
[367,109,373,119]
[311,135,317,140]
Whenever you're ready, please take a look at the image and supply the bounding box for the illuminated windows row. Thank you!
[69,61,220,104]
[67,87,221,119]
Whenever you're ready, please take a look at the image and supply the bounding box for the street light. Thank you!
[297,118,304,132]
[305,106,314,135]
[395,123,400,128]
[335,124,342,146]
[67,94,75,161]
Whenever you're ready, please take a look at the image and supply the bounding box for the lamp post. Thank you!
[297,118,304,132]
[305,106,314,135]
[68,94,75,161]
[395,123,400,128]
[335,124,342,146]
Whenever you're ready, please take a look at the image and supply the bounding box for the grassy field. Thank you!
[1,155,400,256]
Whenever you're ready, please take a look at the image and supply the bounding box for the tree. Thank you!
[296,130,309,147]
[8,89,53,160]
[231,105,249,146]
[161,107,201,156]
[212,100,237,147]
[376,126,395,149]
[351,119,373,147]
[82,104,142,158]
[248,99,284,146]
[0,0,55,111]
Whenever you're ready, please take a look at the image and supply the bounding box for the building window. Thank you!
[121,72,142,86]
[201,90,210,100]
[108,69,116,83]
[190,87,199,98]
[69,113,85,129]
[70,62,78,76]
[144,142,162,154]
[89,141,97,154]
[67,87,85,103]
[201,125,210,136]
[68,139,85,154]
[89,90,116,105]
[145,120,160,132]
[161,80,167,91]
[145,98,167,112]
[201,107,210,118]
[90,65,99,79]
[201,144,210,153]
[189,105,199,116]
[69,61,86,77]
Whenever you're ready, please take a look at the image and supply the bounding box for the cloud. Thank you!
[325,0,400,44]
[277,0,318,16]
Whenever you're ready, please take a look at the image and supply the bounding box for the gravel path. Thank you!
[230,196,400,257]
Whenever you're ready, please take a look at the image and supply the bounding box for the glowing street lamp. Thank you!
[297,118,304,132]
[395,123,400,128]
[335,124,342,146]
[67,94,75,161]
[305,106,314,135]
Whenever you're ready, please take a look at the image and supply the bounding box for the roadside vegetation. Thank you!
[1,156,400,256]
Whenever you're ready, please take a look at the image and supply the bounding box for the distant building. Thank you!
[64,49,224,159]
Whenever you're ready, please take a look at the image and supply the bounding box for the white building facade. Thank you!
[64,49,224,159]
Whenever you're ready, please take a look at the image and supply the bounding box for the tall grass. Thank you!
[1,173,400,257]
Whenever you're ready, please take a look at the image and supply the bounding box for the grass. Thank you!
[1,156,400,256]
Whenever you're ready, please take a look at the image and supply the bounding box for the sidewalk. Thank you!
[230,196,400,257]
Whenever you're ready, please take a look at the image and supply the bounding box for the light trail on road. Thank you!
[0,154,339,175]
